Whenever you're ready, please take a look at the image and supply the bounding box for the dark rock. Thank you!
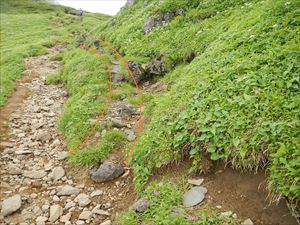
[131,198,151,213]
[91,161,124,182]
[119,104,138,118]
[144,9,184,34]
[128,61,146,84]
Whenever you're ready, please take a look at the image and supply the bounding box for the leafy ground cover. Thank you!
[96,0,300,210]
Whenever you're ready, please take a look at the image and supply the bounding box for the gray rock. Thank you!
[35,131,52,142]
[74,193,91,207]
[110,118,125,128]
[183,187,206,207]
[91,161,124,182]
[57,185,80,196]
[120,104,138,117]
[23,170,47,179]
[49,204,63,222]
[126,0,135,6]
[241,218,254,225]
[112,73,125,83]
[57,151,69,160]
[50,166,65,182]
[125,129,136,141]
[131,198,151,213]
[1,194,22,216]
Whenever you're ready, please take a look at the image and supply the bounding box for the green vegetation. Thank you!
[0,0,109,107]
[97,0,300,206]
[119,182,239,225]
[2,0,299,223]
[69,130,127,166]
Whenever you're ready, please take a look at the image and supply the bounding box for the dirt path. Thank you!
[0,48,136,225]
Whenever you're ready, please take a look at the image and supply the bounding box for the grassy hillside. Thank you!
[96,0,300,211]
[0,0,109,107]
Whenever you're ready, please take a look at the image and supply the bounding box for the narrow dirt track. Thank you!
[0,47,136,225]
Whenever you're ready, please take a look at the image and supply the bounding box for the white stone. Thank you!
[57,185,80,196]
[90,189,103,197]
[241,218,254,225]
[49,204,63,222]
[75,193,91,207]
[0,194,22,216]
[187,178,204,186]
[100,220,112,225]
[79,210,92,220]
[50,166,65,182]
[23,170,47,179]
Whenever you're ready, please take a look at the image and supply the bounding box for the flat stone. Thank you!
[1,194,22,216]
[187,178,204,186]
[75,193,91,207]
[79,210,92,220]
[100,220,112,225]
[57,185,80,196]
[91,161,124,182]
[241,218,254,225]
[90,189,103,197]
[50,166,65,182]
[183,187,206,207]
[130,198,151,213]
[7,165,22,175]
[36,216,48,223]
[35,131,52,142]
[93,209,110,216]
[49,204,63,222]
[23,170,47,179]
[57,152,68,160]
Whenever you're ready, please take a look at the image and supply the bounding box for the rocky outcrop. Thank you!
[128,57,166,84]
[144,9,184,34]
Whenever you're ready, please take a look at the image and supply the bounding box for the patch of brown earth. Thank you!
[151,160,298,225]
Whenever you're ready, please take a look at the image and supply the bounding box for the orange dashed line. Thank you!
[69,38,143,166]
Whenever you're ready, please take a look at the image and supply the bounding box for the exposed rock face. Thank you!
[1,195,22,216]
[128,57,166,84]
[91,161,124,182]
[144,9,184,34]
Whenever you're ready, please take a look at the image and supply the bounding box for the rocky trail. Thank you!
[0,47,137,225]
[0,46,298,225]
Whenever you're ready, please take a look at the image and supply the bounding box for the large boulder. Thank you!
[128,58,166,84]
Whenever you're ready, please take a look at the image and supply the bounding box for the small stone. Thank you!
[221,211,233,217]
[57,185,80,196]
[100,220,111,225]
[49,204,63,222]
[90,189,103,197]
[7,165,22,175]
[91,161,124,182]
[50,166,65,182]
[187,178,204,186]
[36,216,48,223]
[76,221,85,225]
[241,218,254,225]
[216,205,222,209]
[42,204,50,212]
[57,152,68,160]
[23,170,47,179]
[65,201,75,209]
[36,131,52,142]
[75,193,91,207]
[131,198,151,213]
[79,210,92,220]
[1,194,22,216]
[60,212,72,223]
